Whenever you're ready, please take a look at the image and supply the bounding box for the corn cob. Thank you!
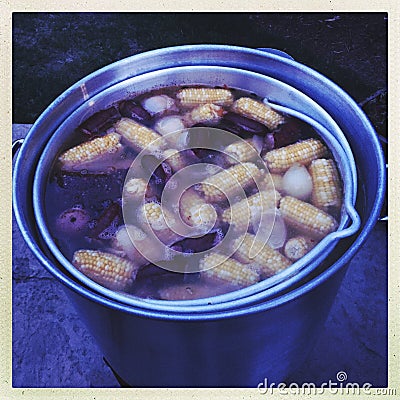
[58,132,121,167]
[200,252,260,287]
[139,201,180,245]
[179,189,218,228]
[72,249,137,292]
[176,87,234,107]
[163,148,189,172]
[114,117,165,152]
[221,190,281,229]
[284,235,316,261]
[223,139,259,165]
[309,158,342,210]
[232,97,285,130]
[264,138,328,173]
[197,162,261,202]
[124,178,148,200]
[232,233,291,278]
[184,103,224,126]
[279,196,338,239]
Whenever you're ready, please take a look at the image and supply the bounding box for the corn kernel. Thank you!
[59,133,121,167]
[279,196,338,239]
[309,158,342,210]
[200,252,260,287]
[232,97,285,130]
[197,162,261,202]
[264,138,328,173]
[177,87,234,107]
[72,249,137,292]
[232,233,291,278]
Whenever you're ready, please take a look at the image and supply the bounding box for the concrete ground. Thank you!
[12,12,388,388]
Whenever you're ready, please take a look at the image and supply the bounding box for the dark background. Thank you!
[12,12,388,388]
[13,12,387,128]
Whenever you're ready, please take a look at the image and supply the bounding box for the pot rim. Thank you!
[13,44,386,321]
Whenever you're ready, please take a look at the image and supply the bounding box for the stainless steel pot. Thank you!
[33,64,360,310]
[13,45,386,386]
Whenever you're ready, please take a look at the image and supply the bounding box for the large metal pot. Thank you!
[32,64,360,311]
[13,45,386,386]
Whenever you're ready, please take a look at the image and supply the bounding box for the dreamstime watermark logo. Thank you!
[257,371,396,396]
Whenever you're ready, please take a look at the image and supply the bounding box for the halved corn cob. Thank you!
[124,178,148,200]
[200,252,260,287]
[176,87,234,107]
[179,189,218,228]
[72,249,137,292]
[232,97,285,130]
[139,201,180,245]
[309,158,342,210]
[197,162,261,202]
[264,138,329,173]
[163,148,189,172]
[279,196,338,239]
[232,233,291,278]
[114,117,165,153]
[223,139,259,165]
[284,235,316,261]
[221,190,281,229]
[184,103,224,126]
[58,132,122,167]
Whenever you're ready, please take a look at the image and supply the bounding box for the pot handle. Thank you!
[378,134,388,222]
[311,199,361,254]
[328,199,361,240]
[264,99,362,241]
[12,138,24,160]
[256,47,295,61]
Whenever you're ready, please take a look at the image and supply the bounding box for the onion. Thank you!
[252,210,287,249]
[112,225,148,260]
[154,115,185,136]
[114,225,132,250]
[141,95,175,115]
[175,131,190,149]
[282,163,313,200]
[154,115,188,149]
